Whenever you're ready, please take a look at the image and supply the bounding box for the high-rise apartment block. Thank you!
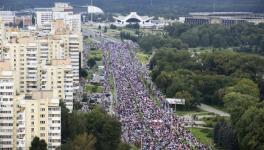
[0,60,61,150]
[0,2,83,150]
[15,91,61,150]
[0,60,15,150]
[1,19,82,111]
[35,2,81,32]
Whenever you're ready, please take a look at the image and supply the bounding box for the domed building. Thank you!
[87,6,104,14]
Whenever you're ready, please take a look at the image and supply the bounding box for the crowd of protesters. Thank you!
[101,41,210,150]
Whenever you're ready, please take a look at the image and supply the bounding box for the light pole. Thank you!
[90,0,93,23]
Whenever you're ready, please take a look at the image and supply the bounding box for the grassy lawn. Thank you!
[86,84,104,93]
[189,128,215,149]
[189,47,235,54]
[175,108,210,116]
[211,105,226,112]
[136,52,150,64]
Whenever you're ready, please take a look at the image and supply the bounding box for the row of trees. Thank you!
[164,23,264,54]
[150,48,264,149]
[222,79,264,149]
[214,78,264,150]
[60,102,131,150]
[29,103,130,150]
[5,0,264,18]
[138,23,264,55]
[120,31,138,42]
[150,49,264,106]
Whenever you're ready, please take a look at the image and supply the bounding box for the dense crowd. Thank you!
[101,41,210,150]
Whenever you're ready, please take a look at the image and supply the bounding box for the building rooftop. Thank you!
[189,12,254,16]
[30,90,54,100]
[34,8,52,12]
[114,12,154,22]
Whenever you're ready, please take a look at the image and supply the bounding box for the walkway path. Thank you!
[197,103,230,117]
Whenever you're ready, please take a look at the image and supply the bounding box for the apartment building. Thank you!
[0,11,15,25]
[35,8,53,30]
[36,3,81,33]
[6,36,39,94]
[0,59,61,150]
[0,60,15,150]
[15,91,61,150]
[40,59,73,111]
[0,18,5,60]
[0,3,83,148]
[0,19,82,109]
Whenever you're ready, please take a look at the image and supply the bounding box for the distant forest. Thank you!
[2,0,264,18]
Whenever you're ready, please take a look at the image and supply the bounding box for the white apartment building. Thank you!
[35,8,53,30]
[0,11,15,25]
[0,60,15,150]
[36,3,81,33]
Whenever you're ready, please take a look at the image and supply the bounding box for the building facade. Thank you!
[15,91,61,150]
[0,19,82,111]
[0,60,15,150]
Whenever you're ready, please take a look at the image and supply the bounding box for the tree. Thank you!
[175,90,196,109]
[60,101,70,142]
[225,78,260,98]
[104,26,107,33]
[86,107,121,150]
[117,143,131,150]
[80,68,88,78]
[235,104,264,150]
[223,92,258,125]
[87,58,97,68]
[30,137,47,150]
[214,120,239,150]
[200,33,210,47]
[62,133,97,150]
[110,24,117,29]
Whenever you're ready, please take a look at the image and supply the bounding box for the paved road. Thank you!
[197,103,230,117]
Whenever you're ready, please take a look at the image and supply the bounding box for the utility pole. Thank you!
[90,0,93,22]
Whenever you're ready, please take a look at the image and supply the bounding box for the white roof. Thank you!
[190,12,253,16]
[87,6,104,14]
[166,98,185,105]
[113,12,153,22]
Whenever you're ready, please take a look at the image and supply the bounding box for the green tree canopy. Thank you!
[235,104,264,150]
[86,107,122,150]
[61,133,97,150]
[30,137,47,150]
